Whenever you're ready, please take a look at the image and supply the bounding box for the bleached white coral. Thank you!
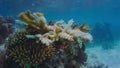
[26,34,53,46]
[67,29,82,36]
[58,32,73,41]
[47,25,55,30]
[65,27,93,42]
[24,12,93,46]
[39,37,53,46]
[68,29,93,42]
[33,12,47,23]
[62,19,74,30]
[55,19,64,27]
[17,11,93,48]
[26,34,42,39]
[80,32,93,42]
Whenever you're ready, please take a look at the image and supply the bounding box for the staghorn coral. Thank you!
[5,10,93,68]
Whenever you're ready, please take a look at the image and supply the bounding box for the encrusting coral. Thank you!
[5,10,93,68]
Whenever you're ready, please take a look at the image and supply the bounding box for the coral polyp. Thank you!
[5,10,93,68]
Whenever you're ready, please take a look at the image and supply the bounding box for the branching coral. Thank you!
[17,10,93,44]
[6,31,56,67]
[5,10,93,68]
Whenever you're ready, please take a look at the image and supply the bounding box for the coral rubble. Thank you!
[5,10,93,68]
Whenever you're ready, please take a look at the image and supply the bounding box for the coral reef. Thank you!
[0,16,15,44]
[5,10,93,68]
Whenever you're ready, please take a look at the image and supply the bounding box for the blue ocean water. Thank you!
[0,0,120,38]
[0,0,120,68]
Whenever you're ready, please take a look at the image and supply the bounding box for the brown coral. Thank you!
[73,24,79,29]
[79,23,90,32]
[18,10,49,34]
[18,10,39,30]
[7,44,56,66]
[18,10,33,24]
[6,31,56,67]
[40,45,56,62]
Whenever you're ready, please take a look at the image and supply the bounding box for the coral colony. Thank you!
[5,10,93,68]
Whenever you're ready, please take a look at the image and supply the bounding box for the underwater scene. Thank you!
[0,0,120,68]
